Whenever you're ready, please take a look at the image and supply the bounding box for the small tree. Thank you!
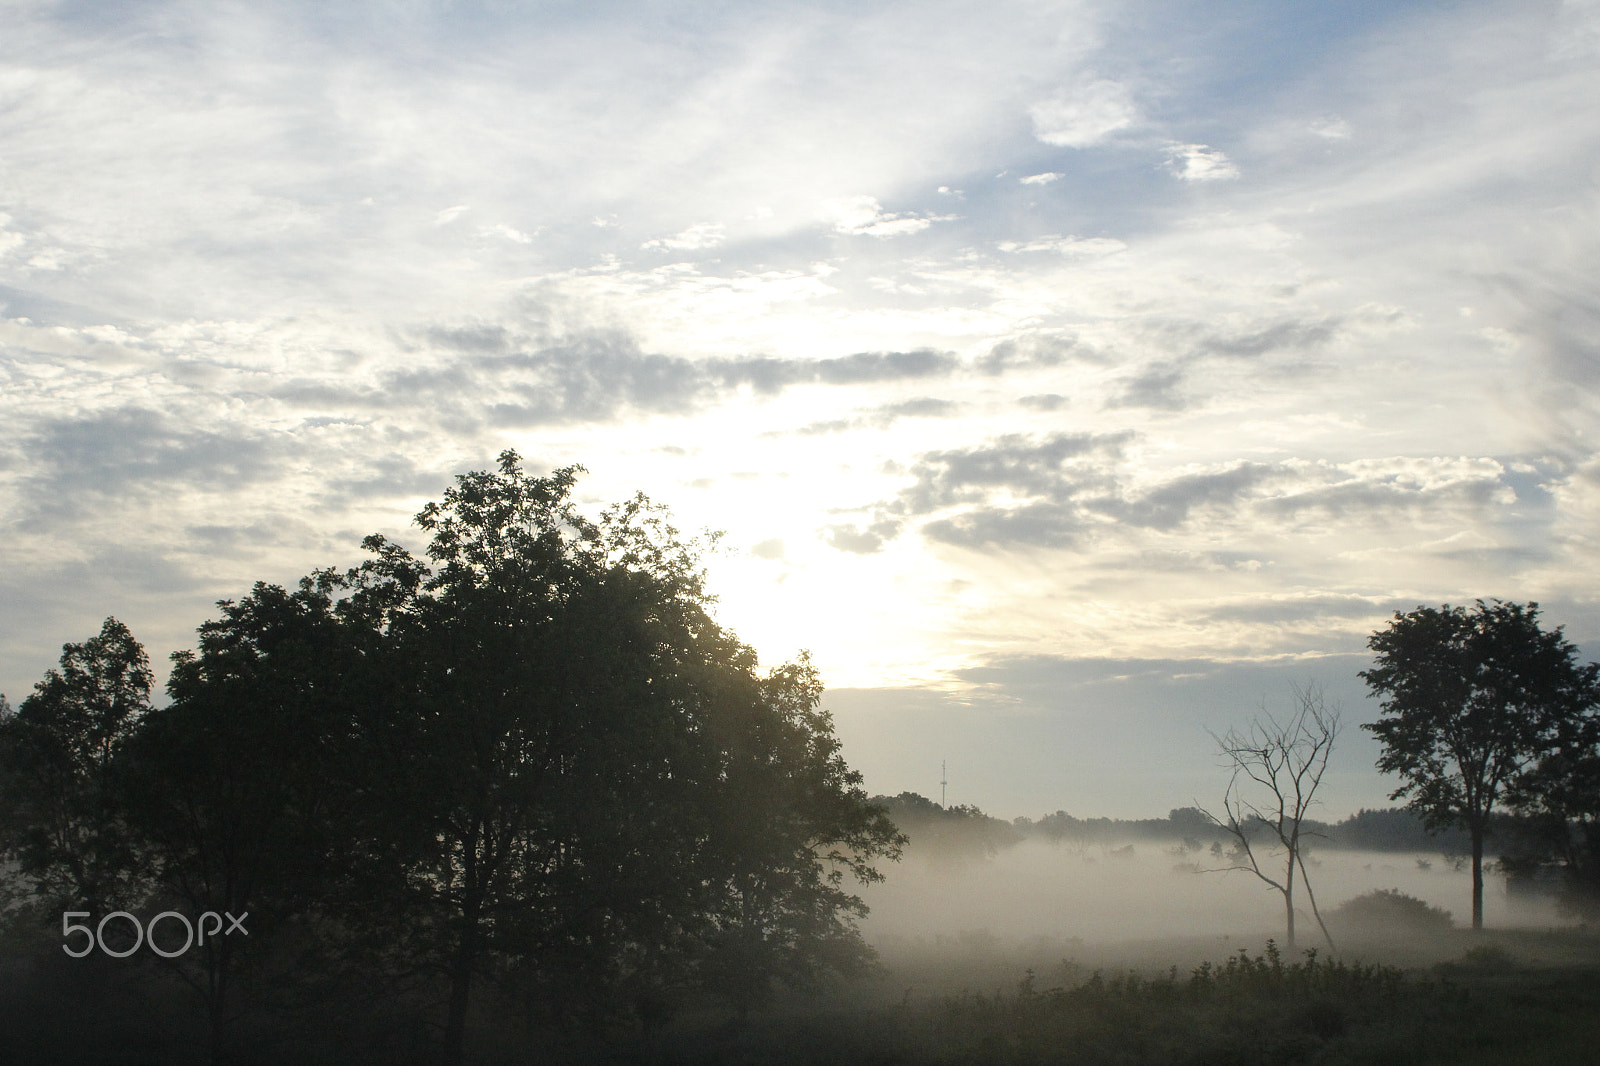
[1202,683,1339,953]
[0,618,152,914]
[1361,600,1599,929]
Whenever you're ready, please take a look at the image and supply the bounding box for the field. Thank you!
[624,929,1600,1066]
[6,841,1600,1064]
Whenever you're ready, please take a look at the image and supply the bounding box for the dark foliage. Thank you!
[1330,889,1454,933]
[871,793,1023,862]
[0,453,903,1065]
[1362,600,1600,929]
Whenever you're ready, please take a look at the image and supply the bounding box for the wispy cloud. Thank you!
[1030,78,1141,147]
[3,0,1599,816]
[1164,143,1239,181]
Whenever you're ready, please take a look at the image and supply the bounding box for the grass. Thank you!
[5,928,1600,1063]
[617,930,1600,1066]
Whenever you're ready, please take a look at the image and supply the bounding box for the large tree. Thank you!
[0,455,901,1064]
[1361,600,1600,929]
[332,452,902,1062]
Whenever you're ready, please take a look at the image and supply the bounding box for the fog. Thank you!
[858,838,1572,950]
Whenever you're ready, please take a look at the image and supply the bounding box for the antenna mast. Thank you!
[941,759,948,808]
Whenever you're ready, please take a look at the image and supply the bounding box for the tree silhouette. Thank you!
[1503,687,1600,915]
[329,452,902,1061]
[1361,600,1600,929]
[0,457,901,1064]
[1202,683,1339,954]
[0,617,151,915]
[117,579,379,1062]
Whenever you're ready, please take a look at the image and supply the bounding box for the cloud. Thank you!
[1164,143,1239,181]
[1199,318,1339,358]
[711,348,960,394]
[895,432,1131,516]
[817,195,954,238]
[1019,172,1063,186]
[922,499,1084,549]
[268,325,964,432]
[1029,79,1140,147]
[977,333,1086,375]
[821,432,1133,554]
[1087,462,1277,531]
[1202,594,1402,625]
[793,396,962,435]
[1310,116,1351,140]
[20,407,288,522]
[642,223,726,251]
[1106,362,1186,410]
[996,235,1127,256]
[824,526,886,554]
[848,430,1541,555]
[749,538,785,561]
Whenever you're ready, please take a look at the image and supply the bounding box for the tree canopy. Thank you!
[0,452,903,1066]
[1361,600,1600,929]
[0,616,151,916]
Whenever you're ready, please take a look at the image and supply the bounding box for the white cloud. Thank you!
[996,235,1126,256]
[1029,79,1140,148]
[1164,143,1239,181]
[433,204,469,225]
[482,224,535,244]
[642,223,727,251]
[817,195,952,238]
[1019,172,1062,185]
[1310,115,1352,140]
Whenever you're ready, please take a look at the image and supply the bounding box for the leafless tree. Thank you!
[1200,683,1339,954]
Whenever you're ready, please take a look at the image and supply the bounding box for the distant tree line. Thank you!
[884,599,1600,931]
[876,796,1561,865]
[0,454,903,1066]
[875,795,1461,854]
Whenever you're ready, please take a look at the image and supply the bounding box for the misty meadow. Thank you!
[6,2,1600,1063]
[5,458,1600,1065]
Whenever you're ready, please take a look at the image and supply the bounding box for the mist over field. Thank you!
[7,1,1600,1061]
[859,838,1568,950]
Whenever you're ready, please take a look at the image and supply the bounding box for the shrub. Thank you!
[1331,888,1453,932]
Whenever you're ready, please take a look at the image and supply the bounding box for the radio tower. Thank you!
[940,760,948,808]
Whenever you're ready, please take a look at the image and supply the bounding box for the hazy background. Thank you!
[4,0,1598,819]
[858,841,1566,948]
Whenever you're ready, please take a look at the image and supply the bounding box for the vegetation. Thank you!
[12,498,1600,1061]
[627,934,1600,1066]
[0,453,903,1065]
[1202,683,1340,953]
[1362,600,1600,928]
[873,792,1024,863]
[1331,889,1454,934]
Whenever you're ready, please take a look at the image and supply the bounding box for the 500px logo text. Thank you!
[62,910,248,958]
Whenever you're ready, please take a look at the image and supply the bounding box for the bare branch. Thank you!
[1203,683,1340,953]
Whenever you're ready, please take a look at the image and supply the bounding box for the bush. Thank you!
[1331,888,1453,932]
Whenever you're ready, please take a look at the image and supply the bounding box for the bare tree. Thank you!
[1201,683,1339,954]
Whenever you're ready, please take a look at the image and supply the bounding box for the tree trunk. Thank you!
[443,882,483,1066]
[1284,862,1296,954]
[1471,824,1485,930]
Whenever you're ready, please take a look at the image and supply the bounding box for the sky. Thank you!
[3,0,1599,820]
